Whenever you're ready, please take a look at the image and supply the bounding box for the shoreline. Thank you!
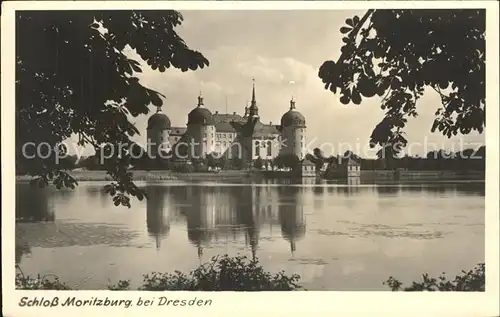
[15,169,485,183]
[15,170,254,182]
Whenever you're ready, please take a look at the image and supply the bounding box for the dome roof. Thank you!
[281,110,306,127]
[187,95,215,125]
[280,99,306,127]
[188,107,215,125]
[147,112,171,130]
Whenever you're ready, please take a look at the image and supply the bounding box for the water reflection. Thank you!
[15,184,55,222]
[278,186,305,255]
[376,186,401,196]
[161,184,308,258]
[146,186,171,250]
[15,180,484,272]
[183,186,218,258]
[15,241,31,264]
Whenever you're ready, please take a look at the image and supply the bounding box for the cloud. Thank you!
[67,10,484,157]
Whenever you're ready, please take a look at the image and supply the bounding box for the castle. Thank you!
[146,80,309,168]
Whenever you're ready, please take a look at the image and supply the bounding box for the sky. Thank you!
[69,10,484,158]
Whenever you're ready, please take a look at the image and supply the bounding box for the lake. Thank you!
[15,179,485,291]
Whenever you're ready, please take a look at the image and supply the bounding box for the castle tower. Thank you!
[187,93,215,159]
[243,105,249,118]
[280,97,306,160]
[147,104,171,160]
[248,79,259,119]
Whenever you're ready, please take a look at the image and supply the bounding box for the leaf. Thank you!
[345,18,354,27]
[340,26,352,34]
[339,94,350,105]
[129,60,142,73]
[351,88,362,105]
[353,15,360,25]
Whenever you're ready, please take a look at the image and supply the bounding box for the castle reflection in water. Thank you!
[16,179,484,265]
[146,182,306,259]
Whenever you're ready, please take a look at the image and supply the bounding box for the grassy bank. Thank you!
[15,256,484,291]
[16,170,256,182]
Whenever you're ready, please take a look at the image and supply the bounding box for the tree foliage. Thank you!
[384,263,485,291]
[16,10,209,207]
[253,156,263,170]
[273,154,300,170]
[17,255,301,291]
[319,10,485,150]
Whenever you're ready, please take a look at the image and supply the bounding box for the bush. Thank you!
[16,258,484,292]
[170,163,194,173]
[15,265,70,290]
[384,263,485,291]
[109,255,301,291]
[16,255,302,291]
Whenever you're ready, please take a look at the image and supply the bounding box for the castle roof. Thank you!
[213,113,245,132]
[210,113,280,136]
[281,98,306,127]
[147,112,171,130]
[188,107,215,125]
[251,121,281,138]
[187,94,215,125]
[169,127,187,136]
[301,159,316,166]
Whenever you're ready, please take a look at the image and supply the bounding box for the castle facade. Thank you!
[146,81,308,166]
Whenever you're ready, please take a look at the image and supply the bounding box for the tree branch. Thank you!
[336,9,375,65]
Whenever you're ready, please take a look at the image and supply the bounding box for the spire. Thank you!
[251,78,256,105]
[197,91,204,108]
[290,96,296,110]
[249,79,259,117]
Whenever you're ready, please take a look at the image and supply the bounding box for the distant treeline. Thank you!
[16,145,485,175]
[305,146,485,172]
[362,146,485,171]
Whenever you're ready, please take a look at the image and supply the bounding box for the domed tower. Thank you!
[280,98,306,159]
[147,104,171,159]
[187,93,215,159]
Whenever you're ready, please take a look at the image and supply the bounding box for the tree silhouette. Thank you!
[313,148,325,160]
[206,153,216,169]
[319,10,485,150]
[16,10,209,207]
[274,154,300,170]
[253,156,263,170]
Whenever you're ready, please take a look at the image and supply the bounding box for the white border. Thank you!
[2,2,499,316]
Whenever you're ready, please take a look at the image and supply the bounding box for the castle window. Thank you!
[223,141,227,147]
[255,141,260,157]
[267,141,272,157]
